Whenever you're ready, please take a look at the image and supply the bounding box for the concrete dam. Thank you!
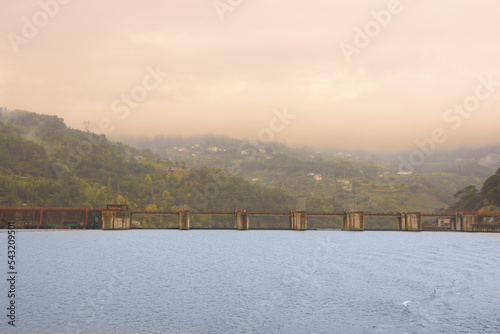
[2,205,499,232]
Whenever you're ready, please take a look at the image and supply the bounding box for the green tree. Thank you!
[161,190,173,210]
[450,185,482,211]
[0,140,12,167]
[481,167,500,206]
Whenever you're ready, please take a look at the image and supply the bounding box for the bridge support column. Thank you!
[450,217,458,231]
[290,211,307,230]
[102,210,131,230]
[235,210,249,230]
[454,213,477,232]
[342,211,364,231]
[179,209,190,230]
[398,212,421,231]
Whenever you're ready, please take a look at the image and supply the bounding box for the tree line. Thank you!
[448,168,500,212]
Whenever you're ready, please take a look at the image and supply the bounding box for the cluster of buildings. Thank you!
[171,145,228,153]
[305,173,353,191]
[241,148,266,155]
[166,145,229,157]
[336,178,353,192]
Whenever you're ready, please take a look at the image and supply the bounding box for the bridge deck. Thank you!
[129,210,500,217]
[1,207,499,217]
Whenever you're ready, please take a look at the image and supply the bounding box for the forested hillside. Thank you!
[125,135,494,214]
[2,109,498,229]
[448,167,500,212]
[0,110,303,227]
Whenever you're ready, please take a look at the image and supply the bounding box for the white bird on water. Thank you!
[402,300,411,307]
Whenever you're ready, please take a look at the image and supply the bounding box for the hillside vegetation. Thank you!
[1,109,498,229]
[448,167,500,213]
[126,135,494,214]
[0,110,300,227]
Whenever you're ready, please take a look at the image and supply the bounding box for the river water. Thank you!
[1,230,500,333]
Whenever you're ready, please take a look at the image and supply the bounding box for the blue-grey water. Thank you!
[1,230,500,333]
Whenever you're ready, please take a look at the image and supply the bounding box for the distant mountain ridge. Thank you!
[123,134,500,173]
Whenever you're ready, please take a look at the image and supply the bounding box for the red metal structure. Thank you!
[0,207,104,229]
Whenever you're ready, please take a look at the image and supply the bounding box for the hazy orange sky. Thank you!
[1,0,499,151]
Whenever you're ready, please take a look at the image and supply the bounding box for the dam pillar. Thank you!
[234,210,249,230]
[290,211,307,230]
[455,213,477,232]
[179,209,190,230]
[102,206,131,230]
[450,217,458,231]
[398,212,421,231]
[342,211,364,231]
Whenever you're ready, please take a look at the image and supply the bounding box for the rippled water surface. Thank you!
[1,230,500,333]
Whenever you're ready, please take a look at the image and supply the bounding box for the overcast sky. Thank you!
[1,0,499,151]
